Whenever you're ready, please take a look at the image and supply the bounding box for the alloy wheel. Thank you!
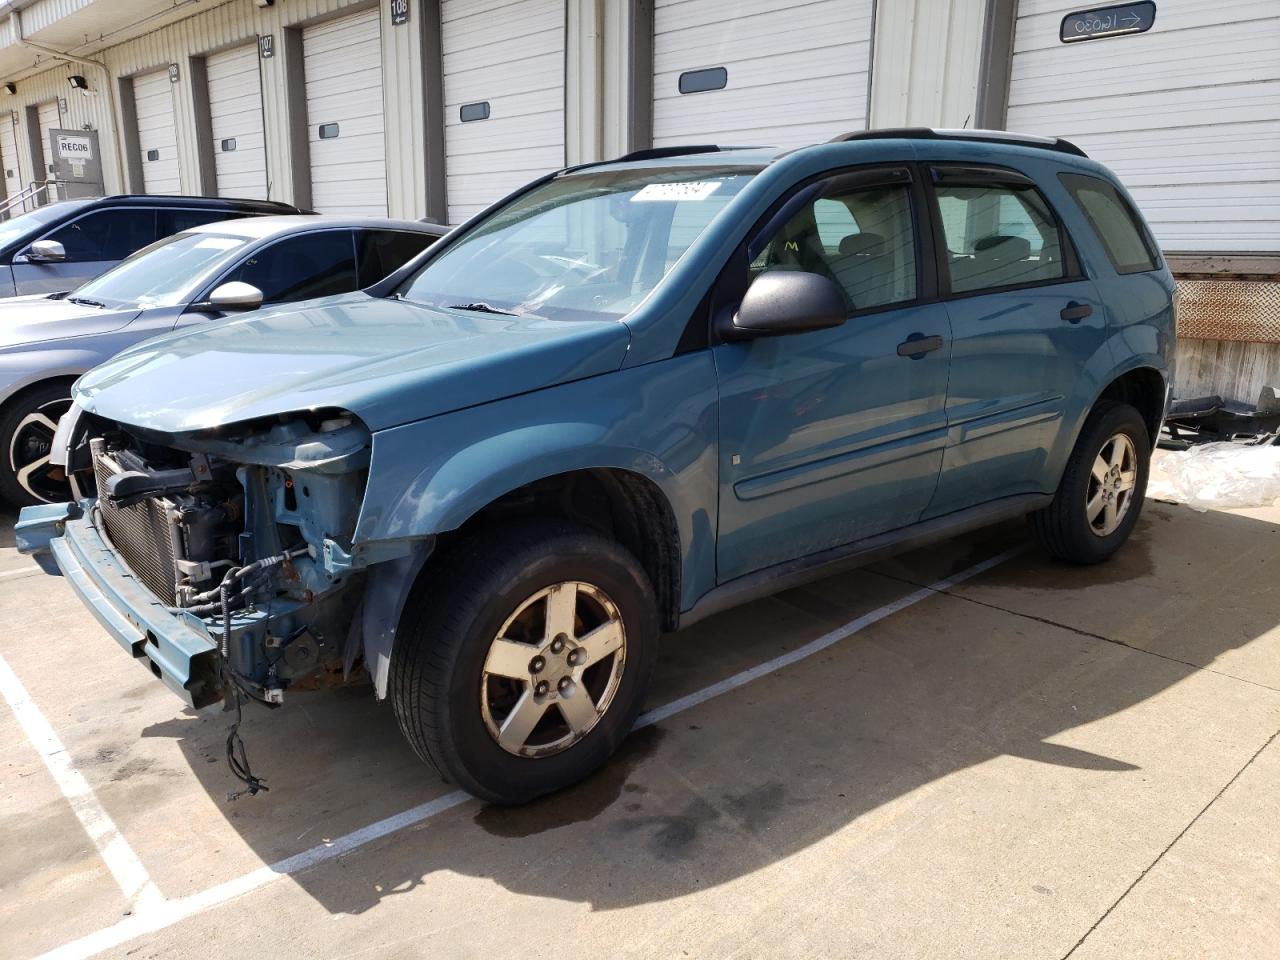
[479,580,627,758]
[8,396,72,504]
[1086,432,1137,537]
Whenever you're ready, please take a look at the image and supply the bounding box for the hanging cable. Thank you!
[224,687,267,801]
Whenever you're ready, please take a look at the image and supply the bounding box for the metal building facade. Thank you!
[0,0,1275,403]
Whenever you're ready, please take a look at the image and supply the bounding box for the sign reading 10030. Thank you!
[1060,2,1156,43]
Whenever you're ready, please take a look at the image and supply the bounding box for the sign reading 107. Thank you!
[1060,2,1156,43]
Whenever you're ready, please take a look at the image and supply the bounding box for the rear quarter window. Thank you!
[1060,173,1159,275]
[357,230,436,285]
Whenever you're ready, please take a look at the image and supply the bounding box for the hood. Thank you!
[74,293,632,433]
[0,295,141,349]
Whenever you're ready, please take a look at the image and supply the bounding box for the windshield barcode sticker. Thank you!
[631,181,723,202]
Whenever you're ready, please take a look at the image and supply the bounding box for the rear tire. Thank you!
[390,520,659,805]
[1029,401,1150,564]
[0,382,74,508]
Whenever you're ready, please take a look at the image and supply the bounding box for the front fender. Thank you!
[354,352,720,611]
[0,354,90,408]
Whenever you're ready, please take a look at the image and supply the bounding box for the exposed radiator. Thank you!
[93,451,182,606]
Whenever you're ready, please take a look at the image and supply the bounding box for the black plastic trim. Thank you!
[614,145,723,163]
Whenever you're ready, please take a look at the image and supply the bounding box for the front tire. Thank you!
[390,521,659,804]
[1030,400,1150,564]
[0,382,74,507]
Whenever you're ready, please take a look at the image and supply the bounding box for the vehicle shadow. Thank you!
[144,502,1278,915]
[0,508,16,549]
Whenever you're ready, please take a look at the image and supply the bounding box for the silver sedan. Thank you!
[0,215,446,505]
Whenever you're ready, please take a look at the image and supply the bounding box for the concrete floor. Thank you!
[1,499,1277,960]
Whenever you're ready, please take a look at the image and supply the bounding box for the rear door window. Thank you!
[933,176,1068,294]
[356,229,436,285]
[223,230,357,303]
[1059,173,1159,274]
[42,208,158,262]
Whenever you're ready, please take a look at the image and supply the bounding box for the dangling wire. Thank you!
[225,688,268,801]
[220,569,268,800]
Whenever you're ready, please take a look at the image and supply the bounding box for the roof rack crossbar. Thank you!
[826,127,1088,158]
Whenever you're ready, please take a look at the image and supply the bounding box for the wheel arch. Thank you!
[432,466,684,633]
[0,372,81,417]
[1092,364,1167,445]
[359,465,686,700]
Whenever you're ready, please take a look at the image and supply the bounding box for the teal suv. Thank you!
[18,129,1175,804]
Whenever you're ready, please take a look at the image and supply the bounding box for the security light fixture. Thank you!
[3,83,15,96]
[68,75,88,90]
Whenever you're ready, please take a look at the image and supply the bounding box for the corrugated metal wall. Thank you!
[1006,0,1280,254]
[869,0,988,129]
[8,61,115,203]
[13,0,95,37]
[2,0,431,216]
[0,0,1002,220]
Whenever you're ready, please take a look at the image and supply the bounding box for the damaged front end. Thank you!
[16,407,418,715]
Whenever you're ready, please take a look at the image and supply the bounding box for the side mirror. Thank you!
[26,239,67,263]
[202,281,264,312]
[721,271,848,340]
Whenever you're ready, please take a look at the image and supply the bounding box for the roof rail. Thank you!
[827,127,1088,158]
[612,145,722,162]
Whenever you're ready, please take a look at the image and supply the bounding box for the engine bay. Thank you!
[74,409,375,708]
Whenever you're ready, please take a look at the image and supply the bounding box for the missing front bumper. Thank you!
[19,504,224,708]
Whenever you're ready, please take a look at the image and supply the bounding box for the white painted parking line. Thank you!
[31,546,1022,960]
[635,546,1024,730]
[34,791,473,960]
[0,653,164,914]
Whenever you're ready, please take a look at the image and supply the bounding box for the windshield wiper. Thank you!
[448,301,517,316]
[66,296,105,308]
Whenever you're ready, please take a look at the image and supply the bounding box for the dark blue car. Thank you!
[18,129,1175,804]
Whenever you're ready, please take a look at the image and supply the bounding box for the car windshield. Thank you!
[0,202,86,249]
[400,165,759,321]
[71,231,251,308]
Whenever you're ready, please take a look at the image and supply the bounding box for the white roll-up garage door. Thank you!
[652,0,874,150]
[1,113,23,210]
[133,71,182,194]
[441,0,565,225]
[303,8,387,216]
[207,45,267,200]
[35,99,59,184]
[1006,1,1280,253]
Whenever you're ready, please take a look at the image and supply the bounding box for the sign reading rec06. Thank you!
[56,134,93,159]
[1060,2,1156,43]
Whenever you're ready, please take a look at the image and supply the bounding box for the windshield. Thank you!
[401,166,758,321]
[72,231,250,308]
[0,202,87,250]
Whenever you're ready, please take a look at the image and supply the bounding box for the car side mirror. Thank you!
[201,281,264,312]
[721,271,847,341]
[25,239,67,263]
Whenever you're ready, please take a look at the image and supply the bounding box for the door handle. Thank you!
[1061,301,1093,323]
[897,334,944,358]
